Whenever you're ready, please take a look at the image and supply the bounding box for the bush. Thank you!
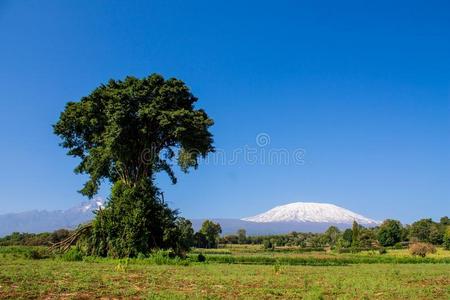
[393,242,404,249]
[197,253,206,262]
[25,248,51,260]
[263,240,274,250]
[62,248,84,261]
[378,247,387,255]
[151,250,173,265]
[409,242,436,257]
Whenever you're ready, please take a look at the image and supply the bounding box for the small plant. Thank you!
[197,253,206,262]
[273,262,281,274]
[378,247,387,255]
[409,242,436,257]
[115,258,129,272]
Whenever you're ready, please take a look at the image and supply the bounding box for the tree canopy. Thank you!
[54,74,214,197]
[377,219,403,247]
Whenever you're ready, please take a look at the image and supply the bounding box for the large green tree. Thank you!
[409,219,443,245]
[54,74,214,257]
[199,220,222,248]
[377,219,403,247]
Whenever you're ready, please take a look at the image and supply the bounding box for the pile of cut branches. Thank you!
[49,223,92,253]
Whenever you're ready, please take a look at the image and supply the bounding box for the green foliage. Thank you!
[193,232,208,248]
[323,226,340,247]
[54,74,214,258]
[440,216,450,226]
[237,229,247,244]
[62,248,84,261]
[54,74,214,198]
[342,229,353,245]
[378,247,387,255]
[0,230,71,246]
[197,253,206,262]
[443,227,450,250]
[25,248,51,260]
[409,219,443,244]
[84,180,178,257]
[377,219,403,246]
[351,221,360,247]
[263,239,274,250]
[169,218,195,256]
[199,220,222,248]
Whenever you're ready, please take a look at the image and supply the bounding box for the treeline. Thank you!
[1,216,449,253]
[0,229,71,246]
[0,219,223,253]
[220,216,450,250]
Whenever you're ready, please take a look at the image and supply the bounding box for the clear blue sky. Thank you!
[0,0,449,223]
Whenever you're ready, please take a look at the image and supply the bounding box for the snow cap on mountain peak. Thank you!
[242,202,380,225]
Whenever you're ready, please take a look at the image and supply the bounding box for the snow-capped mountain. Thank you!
[242,202,380,226]
[0,198,105,237]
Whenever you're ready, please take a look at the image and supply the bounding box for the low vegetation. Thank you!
[0,245,449,299]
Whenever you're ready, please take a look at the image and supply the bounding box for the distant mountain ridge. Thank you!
[0,199,104,237]
[0,200,380,237]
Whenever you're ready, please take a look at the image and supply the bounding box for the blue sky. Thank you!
[0,0,449,223]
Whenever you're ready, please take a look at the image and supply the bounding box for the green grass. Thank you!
[1,246,449,299]
[1,257,449,299]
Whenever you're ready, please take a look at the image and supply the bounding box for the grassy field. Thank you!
[0,246,449,299]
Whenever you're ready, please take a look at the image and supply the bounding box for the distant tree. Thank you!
[351,221,360,247]
[443,227,450,250]
[342,228,353,246]
[263,239,274,250]
[358,228,377,248]
[324,226,340,247]
[54,74,214,257]
[440,216,450,226]
[166,218,194,256]
[50,229,71,243]
[221,235,239,244]
[401,225,411,242]
[237,229,247,244]
[193,232,208,248]
[199,220,222,248]
[409,219,443,244]
[377,219,403,247]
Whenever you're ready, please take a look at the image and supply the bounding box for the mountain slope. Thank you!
[242,202,379,226]
[0,199,104,237]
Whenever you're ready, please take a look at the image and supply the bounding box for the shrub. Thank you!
[197,253,206,262]
[151,250,172,265]
[393,242,404,249]
[378,247,387,255]
[25,248,51,260]
[62,248,84,261]
[409,242,436,257]
[263,240,274,250]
